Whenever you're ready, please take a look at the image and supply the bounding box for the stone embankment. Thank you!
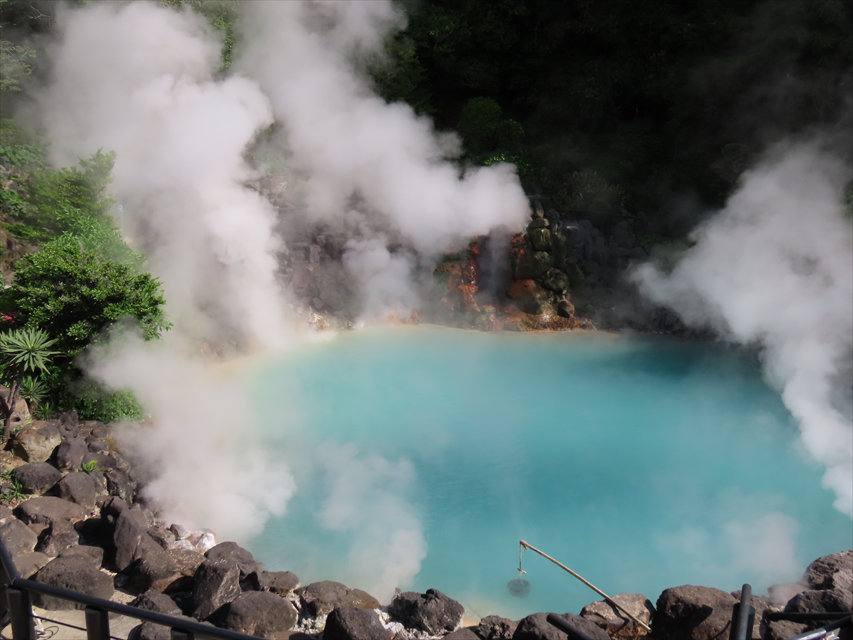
[0,415,851,640]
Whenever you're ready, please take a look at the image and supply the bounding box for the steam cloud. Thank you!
[30,0,528,591]
[634,141,853,517]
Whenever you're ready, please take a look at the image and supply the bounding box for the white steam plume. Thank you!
[36,1,290,348]
[236,0,530,316]
[33,1,296,541]
[633,142,853,516]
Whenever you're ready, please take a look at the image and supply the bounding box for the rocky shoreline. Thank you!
[0,413,850,640]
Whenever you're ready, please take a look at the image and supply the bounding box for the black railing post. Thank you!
[729,583,755,640]
[5,587,35,640]
[172,627,195,640]
[85,606,111,640]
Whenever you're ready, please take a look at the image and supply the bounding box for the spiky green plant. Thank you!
[18,375,49,408]
[0,328,58,439]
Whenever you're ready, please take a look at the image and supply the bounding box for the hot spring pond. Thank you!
[248,326,851,619]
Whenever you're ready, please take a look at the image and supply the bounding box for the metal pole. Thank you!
[520,540,651,632]
[172,628,195,640]
[5,588,35,640]
[85,607,111,640]
[729,584,755,640]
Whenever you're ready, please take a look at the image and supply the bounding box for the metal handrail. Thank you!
[0,535,267,640]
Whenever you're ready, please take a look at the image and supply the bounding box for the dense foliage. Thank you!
[0,119,167,424]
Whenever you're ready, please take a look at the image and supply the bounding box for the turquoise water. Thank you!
[248,327,851,618]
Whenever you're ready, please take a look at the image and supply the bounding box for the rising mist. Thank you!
[633,140,853,517]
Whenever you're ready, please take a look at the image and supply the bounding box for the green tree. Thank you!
[0,327,56,438]
[1,235,168,361]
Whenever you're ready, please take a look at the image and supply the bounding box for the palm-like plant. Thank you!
[0,328,58,439]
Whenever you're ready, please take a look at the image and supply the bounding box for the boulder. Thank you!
[580,593,654,637]
[805,550,853,593]
[653,585,737,640]
[32,553,114,609]
[445,630,480,640]
[297,580,380,617]
[477,614,518,639]
[103,466,137,503]
[121,547,182,594]
[764,619,808,640]
[219,590,298,636]
[56,471,98,510]
[36,517,79,556]
[12,423,61,462]
[324,606,391,640]
[192,558,242,620]
[0,516,38,554]
[59,544,104,566]
[11,462,61,494]
[387,588,464,635]
[246,569,300,595]
[784,588,853,614]
[129,616,208,640]
[204,541,259,579]
[12,550,50,578]
[164,548,205,592]
[513,613,610,640]
[54,437,87,471]
[131,589,182,616]
[57,411,80,438]
[15,496,87,527]
[113,508,164,572]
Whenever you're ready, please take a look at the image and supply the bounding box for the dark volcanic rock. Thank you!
[204,540,259,579]
[103,466,137,503]
[246,569,300,594]
[12,550,50,578]
[324,606,391,640]
[445,629,480,640]
[131,589,182,616]
[388,588,464,635]
[219,590,298,636]
[32,553,114,609]
[580,593,654,637]
[164,548,205,593]
[121,547,182,594]
[297,580,380,617]
[56,471,98,510]
[653,585,737,640]
[785,588,853,614]
[478,614,518,639]
[513,613,610,640]
[805,550,853,593]
[54,437,87,471]
[36,517,79,556]
[15,496,87,527]
[0,517,38,554]
[113,508,163,572]
[57,410,80,438]
[764,619,809,640]
[192,558,242,620]
[13,423,61,462]
[12,462,61,494]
